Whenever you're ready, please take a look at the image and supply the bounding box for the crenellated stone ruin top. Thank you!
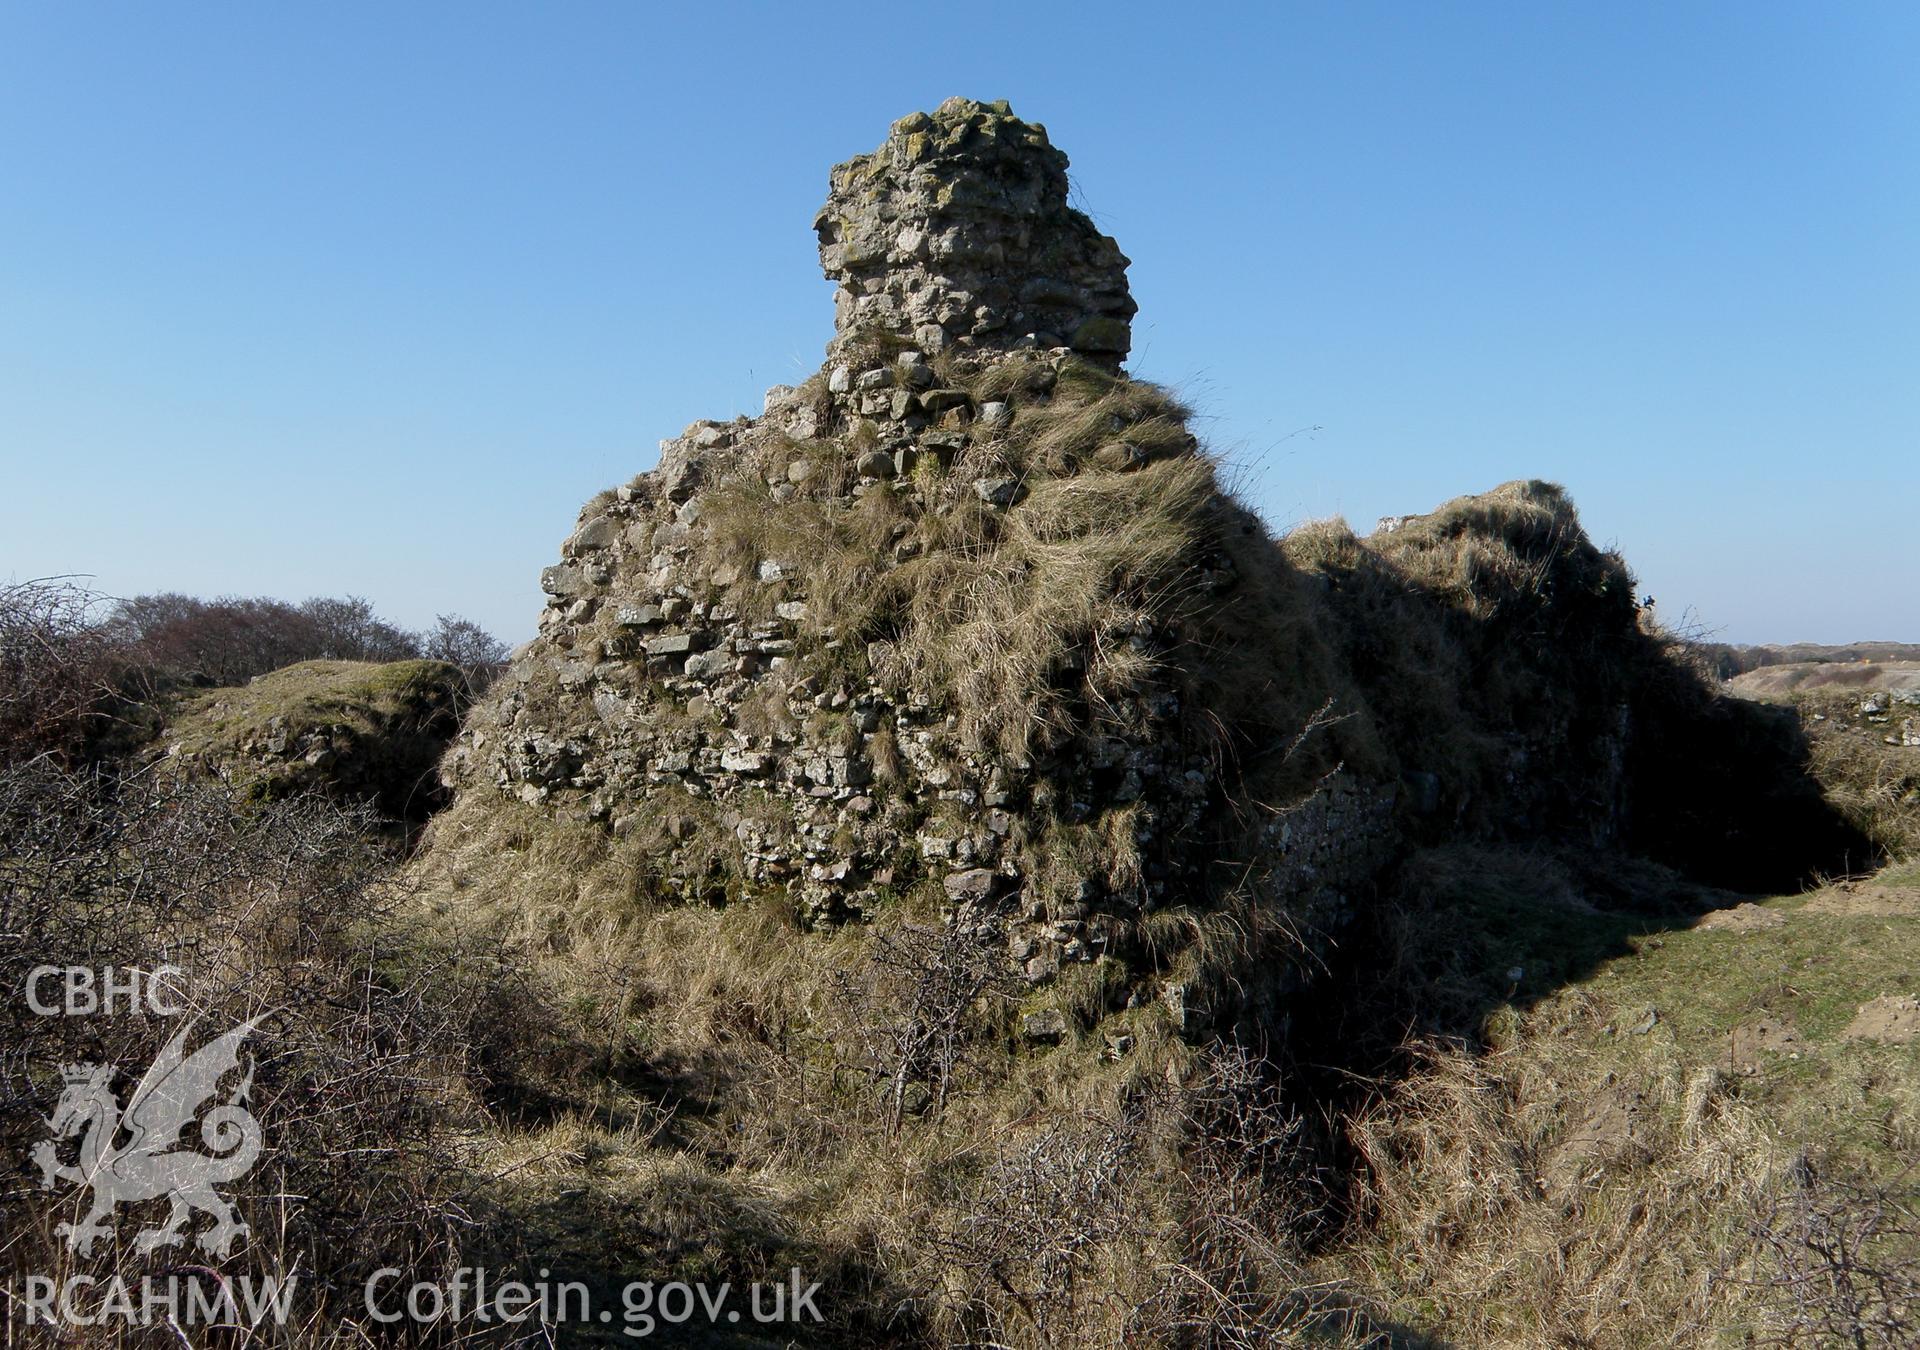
[815,97,1137,364]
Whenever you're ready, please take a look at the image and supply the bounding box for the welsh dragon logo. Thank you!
[30,1017,264,1258]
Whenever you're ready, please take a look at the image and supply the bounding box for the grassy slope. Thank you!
[1323,854,1920,1346]
[1737,685,1920,861]
[168,657,456,743]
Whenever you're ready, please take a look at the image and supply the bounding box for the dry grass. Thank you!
[1336,1031,1786,1346]
[1314,842,1920,1346]
[895,453,1217,758]
[1278,481,1654,848]
[1366,480,1624,620]
[411,777,1377,1346]
[690,353,1351,776]
[1792,689,1920,862]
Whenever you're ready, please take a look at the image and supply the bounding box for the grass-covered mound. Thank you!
[426,346,1387,1017]
[1284,480,1649,844]
[1282,479,1872,891]
[407,351,1402,1341]
[401,333,1887,1343]
[163,658,466,820]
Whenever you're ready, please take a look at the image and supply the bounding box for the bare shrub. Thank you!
[0,577,117,766]
[0,760,540,1337]
[932,1108,1150,1345]
[924,1045,1345,1349]
[1129,1046,1339,1345]
[423,612,511,695]
[829,922,1017,1133]
[1748,1166,1920,1348]
[103,591,508,694]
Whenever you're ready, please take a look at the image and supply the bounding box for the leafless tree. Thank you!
[106,589,509,674]
[424,613,511,694]
[831,922,1016,1133]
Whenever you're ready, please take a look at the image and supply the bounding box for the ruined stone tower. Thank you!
[815,97,1137,363]
[431,100,1687,1043]
[431,99,1397,1034]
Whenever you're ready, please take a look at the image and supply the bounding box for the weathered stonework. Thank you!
[424,99,1876,1093]
[441,100,1405,1029]
[444,338,1395,998]
[815,97,1136,363]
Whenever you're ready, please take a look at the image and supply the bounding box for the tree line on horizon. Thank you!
[102,589,508,688]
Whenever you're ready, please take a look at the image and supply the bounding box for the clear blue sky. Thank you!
[3,3,1914,646]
